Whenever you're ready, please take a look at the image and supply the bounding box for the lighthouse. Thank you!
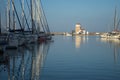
[75,23,81,34]
[75,23,88,35]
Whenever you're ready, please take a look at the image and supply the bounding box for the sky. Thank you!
[0,0,120,32]
[41,0,120,32]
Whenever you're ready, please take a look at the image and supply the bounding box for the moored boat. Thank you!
[100,7,120,39]
[100,31,120,39]
[5,33,18,49]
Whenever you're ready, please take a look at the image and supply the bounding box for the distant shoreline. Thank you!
[50,32,105,36]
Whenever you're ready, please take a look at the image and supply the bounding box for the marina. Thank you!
[0,0,120,80]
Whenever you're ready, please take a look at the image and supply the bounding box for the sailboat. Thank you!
[5,0,19,49]
[19,0,38,44]
[100,7,120,39]
[34,0,52,42]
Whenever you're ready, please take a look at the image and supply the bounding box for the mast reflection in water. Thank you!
[0,42,50,80]
[100,38,120,64]
[1,36,120,80]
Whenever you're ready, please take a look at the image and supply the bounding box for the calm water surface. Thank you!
[0,36,120,80]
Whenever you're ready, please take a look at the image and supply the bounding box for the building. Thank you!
[75,23,88,35]
[75,23,81,34]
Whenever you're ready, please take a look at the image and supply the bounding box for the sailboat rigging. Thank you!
[100,6,120,39]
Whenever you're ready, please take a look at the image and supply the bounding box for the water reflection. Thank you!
[75,36,81,48]
[75,36,87,48]
[100,38,120,64]
[0,42,50,80]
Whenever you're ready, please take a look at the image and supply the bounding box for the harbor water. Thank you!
[0,35,120,80]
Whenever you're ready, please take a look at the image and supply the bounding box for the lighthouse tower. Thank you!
[75,23,81,34]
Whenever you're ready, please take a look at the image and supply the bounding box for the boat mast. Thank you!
[40,0,51,35]
[0,12,1,34]
[12,0,15,31]
[11,0,24,33]
[19,0,30,31]
[7,0,10,31]
[114,7,116,31]
[35,0,45,33]
[22,0,24,30]
[114,0,120,31]
[31,0,34,34]
[113,0,119,31]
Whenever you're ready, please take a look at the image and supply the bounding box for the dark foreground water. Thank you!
[0,36,120,80]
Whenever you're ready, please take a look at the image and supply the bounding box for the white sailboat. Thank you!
[100,32,120,39]
[100,7,120,39]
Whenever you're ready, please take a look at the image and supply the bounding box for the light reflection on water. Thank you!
[75,36,88,48]
[0,36,120,80]
[0,42,51,80]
